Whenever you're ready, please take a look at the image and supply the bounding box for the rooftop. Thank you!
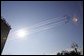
[1,17,11,29]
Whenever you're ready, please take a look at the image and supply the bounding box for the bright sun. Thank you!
[16,29,28,38]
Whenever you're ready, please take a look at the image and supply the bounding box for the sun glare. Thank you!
[16,29,28,38]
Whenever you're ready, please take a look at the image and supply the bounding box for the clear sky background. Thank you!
[1,1,83,55]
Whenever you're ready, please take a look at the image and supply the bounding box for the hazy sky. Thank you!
[1,1,83,55]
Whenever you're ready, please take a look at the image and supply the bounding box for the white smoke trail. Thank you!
[24,16,63,30]
[27,18,65,36]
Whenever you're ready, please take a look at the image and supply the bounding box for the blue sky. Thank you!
[1,1,83,55]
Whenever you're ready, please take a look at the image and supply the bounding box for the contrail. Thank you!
[28,16,63,29]
[27,18,65,35]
